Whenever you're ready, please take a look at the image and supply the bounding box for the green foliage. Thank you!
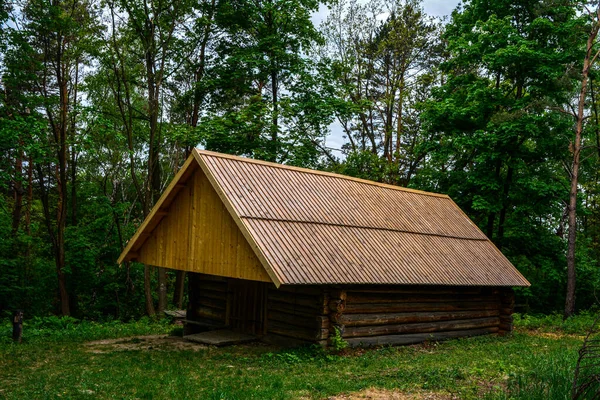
[329,327,348,353]
[0,316,172,345]
[416,0,589,313]
[513,311,598,334]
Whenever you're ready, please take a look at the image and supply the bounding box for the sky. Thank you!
[312,0,462,158]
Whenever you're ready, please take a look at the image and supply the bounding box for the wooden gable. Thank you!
[135,168,271,283]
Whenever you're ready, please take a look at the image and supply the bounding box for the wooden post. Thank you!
[12,310,23,343]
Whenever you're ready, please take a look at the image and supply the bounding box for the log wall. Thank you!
[186,273,228,333]
[265,285,329,344]
[186,275,517,347]
[329,286,514,347]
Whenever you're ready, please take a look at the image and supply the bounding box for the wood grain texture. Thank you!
[119,149,529,288]
[198,150,529,286]
[137,169,271,282]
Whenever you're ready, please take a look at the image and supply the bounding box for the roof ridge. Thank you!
[239,215,488,241]
[195,149,449,199]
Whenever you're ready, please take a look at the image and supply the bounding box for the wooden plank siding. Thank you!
[137,169,271,283]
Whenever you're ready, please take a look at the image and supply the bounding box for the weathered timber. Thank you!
[268,291,326,310]
[192,306,226,321]
[341,286,484,295]
[268,310,329,330]
[276,285,323,296]
[195,289,228,301]
[345,293,500,304]
[342,317,500,338]
[344,327,499,347]
[499,323,513,331]
[195,296,227,310]
[340,309,500,327]
[263,333,328,348]
[329,299,346,313]
[198,281,227,292]
[499,307,513,315]
[498,288,515,335]
[198,273,228,282]
[268,320,329,341]
[344,301,500,314]
[268,301,324,317]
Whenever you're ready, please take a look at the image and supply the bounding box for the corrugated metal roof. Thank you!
[196,149,530,287]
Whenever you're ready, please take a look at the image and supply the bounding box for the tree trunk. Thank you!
[565,18,600,318]
[173,271,185,309]
[496,165,513,247]
[11,143,24,234]
[144,265,155,317]
[56,61,70,316]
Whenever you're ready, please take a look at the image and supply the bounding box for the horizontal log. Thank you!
[268,310,329,330]
[192,306,225,321]
[268,301,326,317]
[499,323,513,331]
[339,286,484,295]
[275,285,323,296]
[263,334,328,348]
[344,327,499,347]
[340,310,500,327]
[197,281,228,292]
[193,289,227,301]
[346,293,500,304]
[198,274,228,283]
[345,301,500,314]
[499,308,513,315]
[268,291,326,309]
[342,317,500,338]
[329,289,347,301]
[184,319,226,329]
[499,315,513,323]
[194,296,227,310]
[329,299,345,313]
[268,320,329,341]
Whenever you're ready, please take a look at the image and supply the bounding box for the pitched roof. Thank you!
[118,149,530,287]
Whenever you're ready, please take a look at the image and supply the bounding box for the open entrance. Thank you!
[227,279,268,335]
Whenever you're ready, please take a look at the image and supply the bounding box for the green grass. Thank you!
[0,314,593,399]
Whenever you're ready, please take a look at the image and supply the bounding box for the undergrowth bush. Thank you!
[513,310,598,334]
[0,316,173,345]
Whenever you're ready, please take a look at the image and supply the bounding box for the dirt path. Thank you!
[84,335,206,353]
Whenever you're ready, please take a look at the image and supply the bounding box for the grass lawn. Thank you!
[0,314,591,399]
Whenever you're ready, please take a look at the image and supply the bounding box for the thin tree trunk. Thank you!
[173,271,185,309]
[497,166,514,247]
[12,143,24,234]
[57,69,70,316]
[565,15,600,318]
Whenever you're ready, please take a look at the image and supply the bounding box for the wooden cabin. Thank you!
[118,149,530,347]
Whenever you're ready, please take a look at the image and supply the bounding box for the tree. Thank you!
[105,0,195,315]
[419,0,581,311]
[563,3,600,318]
[321,0,441,185]
[198,0,332,164]
[4,0,99,315]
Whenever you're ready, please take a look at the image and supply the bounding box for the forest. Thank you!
[1,0,600,322]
